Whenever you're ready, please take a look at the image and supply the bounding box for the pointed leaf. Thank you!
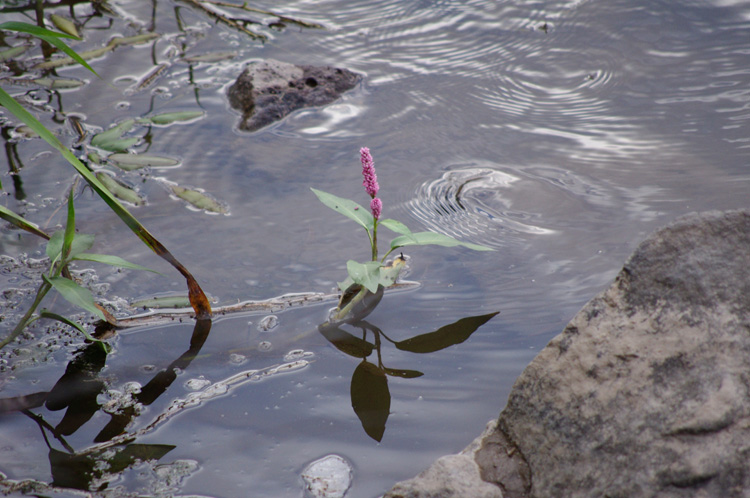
[74,253,158,273]
[49,15,79,38]
[0,204,49,240]
[43,275,107,322]
[39,310,101,344]
[396,312,499,354]
[90,119,136,150]
[378,218,417,243]
[108,153,180,170]
[0,21,98,77]
[169,185,227,214]
[141,111,204,125]
[96,173,145,206]
[311,188,374,231]
[0,87,211,318]
[390,231,494,252]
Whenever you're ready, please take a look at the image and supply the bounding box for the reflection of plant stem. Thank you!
[199,0,324,28]
[23,409,75,454]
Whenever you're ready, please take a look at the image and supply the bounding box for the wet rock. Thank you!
[385,209,750,498]
[227,59,361,132]
[301,454,353,498]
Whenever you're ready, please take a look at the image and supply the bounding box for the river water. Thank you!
[0,0,748,496]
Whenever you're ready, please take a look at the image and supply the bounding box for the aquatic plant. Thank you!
[312,147,493,320]
[0,21,211,348]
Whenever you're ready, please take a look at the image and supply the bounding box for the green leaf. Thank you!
[311,188,374,231]
[0,204,49,240]
[39,310,101,344]
[49,14,79,38]
[345,260,382,294]
[74,253,158,273]
[0,87,211,319]
[90,119,137,151]
[390,231,494,252]
[96,172,145,206]
[62,184,77,262]
[0,21,98,77]
[379,218,415,238]
[108,153,180,170]
[169,184,227,214]
[43,275,107,322]
[139,111,204,125]
[46,232,95,262]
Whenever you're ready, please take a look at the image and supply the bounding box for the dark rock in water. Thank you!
[385,210,750,498]
[226,59,361,132]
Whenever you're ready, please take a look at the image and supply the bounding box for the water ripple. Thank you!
[406,165,555,250]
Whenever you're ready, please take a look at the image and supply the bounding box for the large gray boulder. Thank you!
[227,59,360,132]
[385,209,750,498]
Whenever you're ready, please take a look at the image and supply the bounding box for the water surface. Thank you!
[1,0,749,496]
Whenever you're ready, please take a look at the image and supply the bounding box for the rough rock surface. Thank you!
[226,59,360,132]
[384,209,750,498]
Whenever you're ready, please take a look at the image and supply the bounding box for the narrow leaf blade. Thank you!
[44,275,107,322]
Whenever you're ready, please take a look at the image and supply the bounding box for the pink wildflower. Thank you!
[370,197,382,220]
[360,147,379,198]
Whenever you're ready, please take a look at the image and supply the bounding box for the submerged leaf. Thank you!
[141,111,204,125]
[49,14,79,38]
[91,119,137,151]
[108,153,180,170]
[131,295,192,309]
[169,185,227,214]
[32,77,85,89]
[0,45,29,61]
[182,51,236,63]
[95,173,144,206]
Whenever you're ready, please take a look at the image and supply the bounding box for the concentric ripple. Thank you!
[406,166,554,250]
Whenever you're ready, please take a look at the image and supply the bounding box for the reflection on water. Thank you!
[2,0,750,496]
[408,166,554,249]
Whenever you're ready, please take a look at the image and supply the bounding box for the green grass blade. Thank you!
[0,21,99,77]
[0,87,212,318]
[0,204,50,240]
[75,253,159,274]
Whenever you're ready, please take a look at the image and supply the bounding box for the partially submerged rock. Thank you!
[385,210,750,498]
[226,59,360,132]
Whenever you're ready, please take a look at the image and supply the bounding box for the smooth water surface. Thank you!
[1,0,749,496]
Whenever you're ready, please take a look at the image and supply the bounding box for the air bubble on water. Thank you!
[258,340,273,352]
[284,349,313,362]
[185,376,211,391]
[258,315,278,332]
[229,353,246,364]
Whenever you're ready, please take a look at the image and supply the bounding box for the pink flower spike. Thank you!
[360,147,379,198]
[370,197,382,220]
